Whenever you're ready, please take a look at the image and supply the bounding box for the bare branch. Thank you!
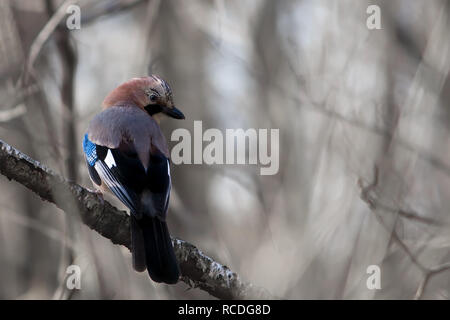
[21,0,78,85]
[359,166,450,300]
[79,0,147,25]
[0,139,273,300]
[358,167,440,227]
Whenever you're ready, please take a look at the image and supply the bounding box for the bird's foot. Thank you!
[87,188,105,205]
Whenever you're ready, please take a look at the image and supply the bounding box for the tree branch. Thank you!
[358,166,450,300]
[0,139,272,300]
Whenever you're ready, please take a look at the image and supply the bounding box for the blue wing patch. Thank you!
[83,133,98,166]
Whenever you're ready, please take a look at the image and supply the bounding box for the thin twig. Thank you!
[359,166,450,300]
[79,0,147,25]
[20,0,78,86]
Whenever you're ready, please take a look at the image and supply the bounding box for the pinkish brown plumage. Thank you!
[83,75,185,284]
[102,76,176,110]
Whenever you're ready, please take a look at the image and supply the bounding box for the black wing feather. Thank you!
[144,152,171,217]
[94,145,146,214]
[86,159,101,186]
[83,122,179,283]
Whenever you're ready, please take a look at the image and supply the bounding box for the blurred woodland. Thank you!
[0,0,450,299]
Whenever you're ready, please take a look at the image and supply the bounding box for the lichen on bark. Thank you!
[0,139,273,300]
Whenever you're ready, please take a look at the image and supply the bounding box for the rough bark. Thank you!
[0,139,273,300]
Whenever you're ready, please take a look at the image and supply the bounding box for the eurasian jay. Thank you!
[82,76,184,284]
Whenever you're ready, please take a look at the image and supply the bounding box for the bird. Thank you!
[82,76,184,284]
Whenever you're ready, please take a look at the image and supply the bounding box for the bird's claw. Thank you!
[87,188,105,205]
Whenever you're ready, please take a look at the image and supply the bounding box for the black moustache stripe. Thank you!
[144,104,163,116]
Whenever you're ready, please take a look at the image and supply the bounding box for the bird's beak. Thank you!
[165,106,185,119]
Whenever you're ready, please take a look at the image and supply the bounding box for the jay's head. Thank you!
[102,75,185,121]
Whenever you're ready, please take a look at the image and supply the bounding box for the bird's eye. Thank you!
[149,94,158,102]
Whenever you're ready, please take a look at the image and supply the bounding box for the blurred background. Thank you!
[0,0,449,299]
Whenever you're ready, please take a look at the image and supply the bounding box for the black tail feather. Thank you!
[130,215,146,272]
[139,216,180,284]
